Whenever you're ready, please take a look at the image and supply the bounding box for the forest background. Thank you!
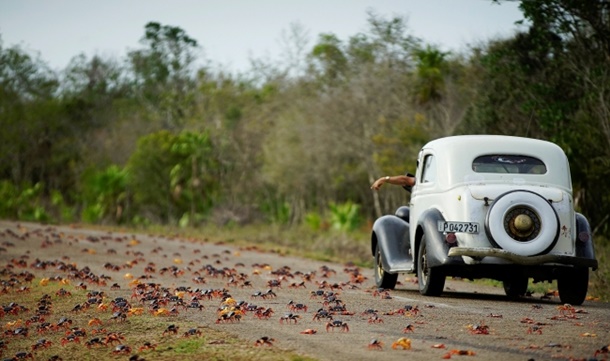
[1,1,608,297]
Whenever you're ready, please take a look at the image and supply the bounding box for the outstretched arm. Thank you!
[370,175,415,190]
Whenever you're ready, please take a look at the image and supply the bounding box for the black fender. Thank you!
[575,213,598,270]
[371,214,412,273]
[416,208,465,268]
[395,206,410,223]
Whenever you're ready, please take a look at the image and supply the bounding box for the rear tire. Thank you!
[557,267,589,306]
[503,276,529,299]
[374,244,398,289]
[417,236,445,296]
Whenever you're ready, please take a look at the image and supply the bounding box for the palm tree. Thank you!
[413,45,450,104]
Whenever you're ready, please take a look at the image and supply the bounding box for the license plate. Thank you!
[438,221,479,234]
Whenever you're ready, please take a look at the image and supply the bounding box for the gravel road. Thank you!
[1,220,608,361]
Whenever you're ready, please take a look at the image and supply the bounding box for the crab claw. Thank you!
[391,337,412,350]
[300,329,317,335]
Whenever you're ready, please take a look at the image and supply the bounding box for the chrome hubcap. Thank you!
[376,252,383,279]
[505,207,541,241]
[421,253,428,283]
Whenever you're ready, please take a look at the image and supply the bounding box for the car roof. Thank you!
[419,135,572,191]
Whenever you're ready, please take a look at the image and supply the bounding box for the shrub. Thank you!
[126,130,220,225]
[329,201,362,232]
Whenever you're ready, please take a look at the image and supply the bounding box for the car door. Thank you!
[410,151,438,244]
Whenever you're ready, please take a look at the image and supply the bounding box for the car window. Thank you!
[421,154,436,183]
[472,155,547,174]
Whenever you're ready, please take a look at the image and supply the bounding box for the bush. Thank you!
[329,201,362,232]
[0,181,49,222]
[304,211,323,231]
[126,130,220,225]
[80,165,128,224]
[590,237,610,301]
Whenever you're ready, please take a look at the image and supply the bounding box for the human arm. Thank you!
[370,174,415,190]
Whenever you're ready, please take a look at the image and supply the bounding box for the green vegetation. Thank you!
[590,240,610,300]
[0,1,608,300]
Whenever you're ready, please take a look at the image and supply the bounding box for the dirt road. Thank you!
[1,220,608,361]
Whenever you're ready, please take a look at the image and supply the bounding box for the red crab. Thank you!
[326,320,349,332]
[368,339,383,350]
[254,336,275,346]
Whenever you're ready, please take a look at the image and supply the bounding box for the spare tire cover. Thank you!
[485,190,559,256]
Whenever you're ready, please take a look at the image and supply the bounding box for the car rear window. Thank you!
[472,155,547,174]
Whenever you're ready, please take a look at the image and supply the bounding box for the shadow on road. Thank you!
[390,282,595,306]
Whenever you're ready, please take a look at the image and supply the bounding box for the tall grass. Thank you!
[172,223,372,266]
[590,237,609,301]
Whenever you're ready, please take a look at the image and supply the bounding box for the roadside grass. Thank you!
[589,237,610,301]
[0,273,316,361]
[135,223,374,268]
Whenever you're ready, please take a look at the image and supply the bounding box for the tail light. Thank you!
[578,232,590,243]
[445,233,457,246]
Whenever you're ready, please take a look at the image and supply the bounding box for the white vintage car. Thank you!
[372,135,598,305]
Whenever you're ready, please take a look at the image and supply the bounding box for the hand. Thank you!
[370,176,389,190]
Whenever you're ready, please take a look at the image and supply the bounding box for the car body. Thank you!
[371,135,598,305]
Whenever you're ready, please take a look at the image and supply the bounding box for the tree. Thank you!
[128,22,200,129]
[310,33,348,83]
[0,41,74,193]
[472,0,610,234]
[126,130,219,225]
[260,12,424,222]
[61,54,133,166]
[169,131,220,225]
[413,45,449,104]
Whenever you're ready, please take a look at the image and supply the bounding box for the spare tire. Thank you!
[485,190,559,256]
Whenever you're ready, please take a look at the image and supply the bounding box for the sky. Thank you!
[0,0,525,73]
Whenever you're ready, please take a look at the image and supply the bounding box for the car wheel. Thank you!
[374,244,398,289]
[503,276,529,299]
[417,236,445,296]
[486,190,559,256]
[557,267,589,306]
